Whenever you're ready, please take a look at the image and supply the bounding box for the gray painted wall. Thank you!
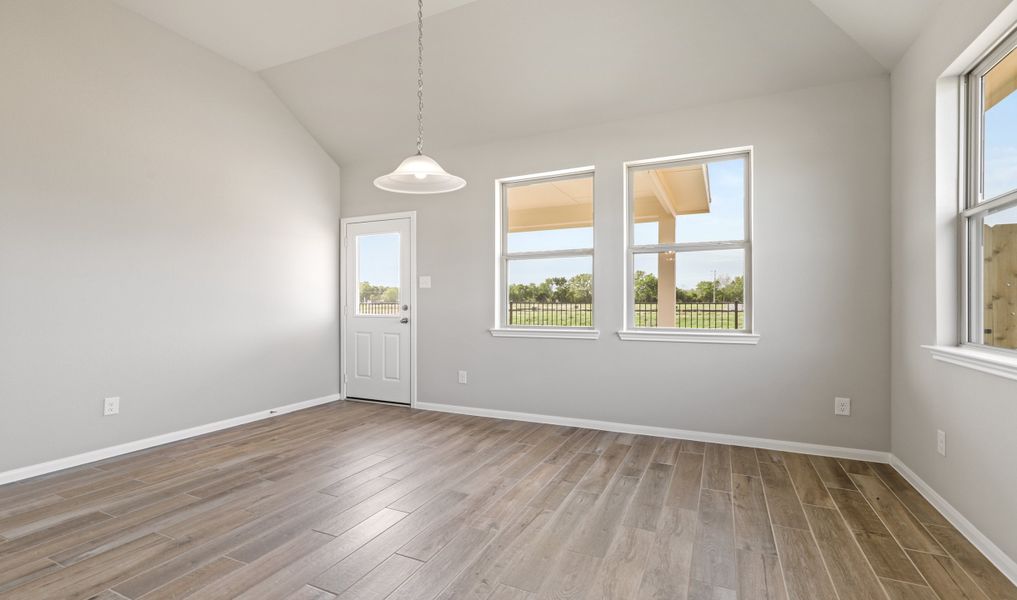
[890,0,1017,562]
[0,0,341,472]
[341,76,892,452]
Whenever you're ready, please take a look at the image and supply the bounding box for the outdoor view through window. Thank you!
[972,42,1017,350]
[357,232,401,315]
[504,173,594,327]
[629,154,749,330]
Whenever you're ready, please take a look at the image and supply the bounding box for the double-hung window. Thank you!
[492,168,598,339]
[965,30,1017,353]
[620,148,756,343]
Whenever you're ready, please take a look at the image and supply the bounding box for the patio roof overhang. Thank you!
[985,45,1017,111]
[506,164,710,233]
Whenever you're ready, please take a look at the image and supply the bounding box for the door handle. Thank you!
[400,317,409,324]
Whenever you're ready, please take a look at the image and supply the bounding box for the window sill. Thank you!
[617,329,760,345]
[923,344,1017,382]
[489,327,601,340]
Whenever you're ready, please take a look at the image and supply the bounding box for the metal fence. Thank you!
[634,302,743,329]
[508,303,593,327]
[504,301,743,328]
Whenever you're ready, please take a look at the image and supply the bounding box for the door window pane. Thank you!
[983,46,1017,200]
[506,175,593,252]
[356,233,400,315]
[633,249,745,329]
[631,158,745,245]
[507,256,592,327]
[973,202,1017,349]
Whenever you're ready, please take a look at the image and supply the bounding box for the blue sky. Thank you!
[357,232,400,288]
[633,248,744,290]
[984,84,1017,201]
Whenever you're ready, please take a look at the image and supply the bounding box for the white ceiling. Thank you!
[113,0,480,71]
[808,0,942,69]
[114,0,940,163]
[114,0,944,74]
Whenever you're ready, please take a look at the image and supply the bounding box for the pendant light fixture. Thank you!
[374,0,466,194]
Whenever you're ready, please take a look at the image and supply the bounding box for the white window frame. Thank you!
[490,166,599,340]
[961,27,1017,358]
[618,147,758,344]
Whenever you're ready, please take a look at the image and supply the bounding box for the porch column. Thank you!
[657,217,676,327]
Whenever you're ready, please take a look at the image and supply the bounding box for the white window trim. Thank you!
[950,27,1017,369]
[617,330,760,345]
[490,166,599,340]
[618,146,756,344]
[923,344,1017,382]
[491,327,600,340]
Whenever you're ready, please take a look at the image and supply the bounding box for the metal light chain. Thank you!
[416,0,424,155]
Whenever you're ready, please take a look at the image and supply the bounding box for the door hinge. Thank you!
[343,372,348,383]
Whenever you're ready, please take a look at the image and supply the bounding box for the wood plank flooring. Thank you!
[0,400,1013,599]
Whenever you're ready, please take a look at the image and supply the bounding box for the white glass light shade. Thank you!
[374,153,466,194]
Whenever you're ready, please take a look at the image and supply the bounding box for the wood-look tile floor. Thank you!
[0,401,1014,600]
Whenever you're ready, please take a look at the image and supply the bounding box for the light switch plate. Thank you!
[834,397,851,416]
[419,276,432,289]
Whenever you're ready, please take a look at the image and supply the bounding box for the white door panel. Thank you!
[382,333,401,381]
[345,217,412,404]
[354,332,372,378]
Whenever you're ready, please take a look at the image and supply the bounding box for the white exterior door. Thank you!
[344,217,412,404]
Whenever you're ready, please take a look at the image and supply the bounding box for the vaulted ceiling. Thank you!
[114,0,480,71]
[115,0,942,163]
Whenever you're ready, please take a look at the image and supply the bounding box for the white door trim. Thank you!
[340,211,418,407]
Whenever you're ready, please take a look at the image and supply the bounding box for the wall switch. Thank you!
[937,429,946,456]
[458,370,468,384]
[419,276,432,289]
[103,396,120,416]
[834,397,851,416]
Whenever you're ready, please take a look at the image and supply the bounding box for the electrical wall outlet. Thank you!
[834,397,851,416]
[937,429,946,456]
[458,370,468,384]
[103,396,120,416]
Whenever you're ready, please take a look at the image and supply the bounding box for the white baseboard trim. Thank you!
[890,455,1017,586]
[415,401,890,463]
[0,393,341,486]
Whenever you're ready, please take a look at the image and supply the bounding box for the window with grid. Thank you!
[496,169,595,330]
[625,149,752,333]
[965,29,1017,352]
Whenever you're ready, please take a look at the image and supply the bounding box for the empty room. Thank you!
[3,0,1017,598]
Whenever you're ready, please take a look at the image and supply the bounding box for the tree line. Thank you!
[359,281,399,303]
[508,274,592,304]
[634,271,743,303]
